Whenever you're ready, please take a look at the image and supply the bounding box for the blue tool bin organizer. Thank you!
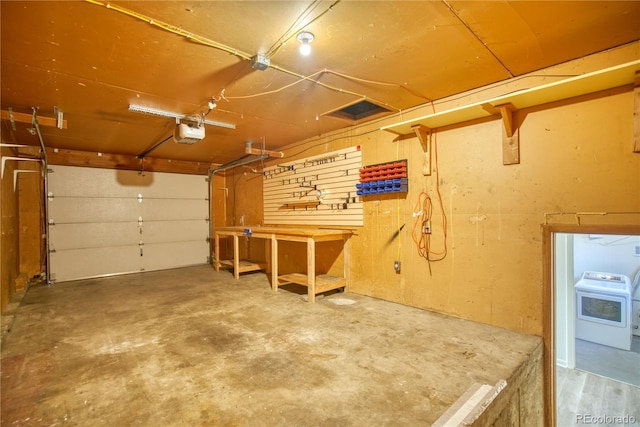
[356,159,408,196]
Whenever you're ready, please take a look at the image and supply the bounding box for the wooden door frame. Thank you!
[542,223,640,426]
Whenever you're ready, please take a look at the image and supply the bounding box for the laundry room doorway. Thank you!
[543,223,640,426]
[555,232,640,384]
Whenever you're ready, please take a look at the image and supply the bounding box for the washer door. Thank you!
[576,290,627,327]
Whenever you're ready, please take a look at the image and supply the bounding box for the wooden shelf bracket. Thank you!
[496,103,520,165]
[1,156,41,179]
[412,124,432,176]
[13,169,38,191]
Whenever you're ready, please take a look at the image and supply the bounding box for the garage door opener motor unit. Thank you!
[174,123,205,144]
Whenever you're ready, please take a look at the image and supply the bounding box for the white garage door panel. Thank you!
[48,165,209,282]
[50,222,140,250]
[142,241,209,271]
[49,168,207,199]
[141,199,208,221]
[142,221,207,243]
[50,246,141,282]
[49,198,140,223]
[140,173,207,199]
[49,167,147,198]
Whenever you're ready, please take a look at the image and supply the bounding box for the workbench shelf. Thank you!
[277,273,347,294]
[219,259,268,275]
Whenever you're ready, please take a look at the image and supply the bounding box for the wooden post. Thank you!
[214,232,220,272]
[307,237,315,303]
[271,235,278,291]
[233,234,240,280]
[343,235,351,292]
[633,71,640,153]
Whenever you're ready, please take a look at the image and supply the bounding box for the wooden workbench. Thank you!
[213,226,353,303]
[213,227,276,281]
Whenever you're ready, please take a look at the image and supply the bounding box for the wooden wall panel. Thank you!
[17,163,43,279]
[0,147,20,312]
[348,90,640,336]
[263,146,363,226]
[223,168,264,227]
[210,173,231,260]
[266,49,640,340]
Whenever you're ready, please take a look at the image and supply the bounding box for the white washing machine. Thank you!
[575,271,632,351]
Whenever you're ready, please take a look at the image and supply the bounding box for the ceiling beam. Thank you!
[245,146,284,158]
[46,148,214,175]
[1,109,68,129]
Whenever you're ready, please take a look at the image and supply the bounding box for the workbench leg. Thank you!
[233,234,240,280]
[343,236,351,292]
[307,237,315,303]
[214,233,220,272]
[271,236,278,291]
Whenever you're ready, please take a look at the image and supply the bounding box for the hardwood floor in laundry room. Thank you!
[556,366,640,426]
[1,265,542,426]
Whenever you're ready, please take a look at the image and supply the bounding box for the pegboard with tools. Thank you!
[263,146,363,226]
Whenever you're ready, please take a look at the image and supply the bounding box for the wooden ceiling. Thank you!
[2,1,639,166]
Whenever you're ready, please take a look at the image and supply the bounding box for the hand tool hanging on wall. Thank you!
[386,224,405,246]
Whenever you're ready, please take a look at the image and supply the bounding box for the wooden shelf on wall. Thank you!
[381,60,640,136]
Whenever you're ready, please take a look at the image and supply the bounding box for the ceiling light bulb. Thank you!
[297,31,314,57]
[299,42,311,56]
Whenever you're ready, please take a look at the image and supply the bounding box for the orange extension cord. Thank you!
[412,132,447,274]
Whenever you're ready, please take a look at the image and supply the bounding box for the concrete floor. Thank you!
[1,265,541,426]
